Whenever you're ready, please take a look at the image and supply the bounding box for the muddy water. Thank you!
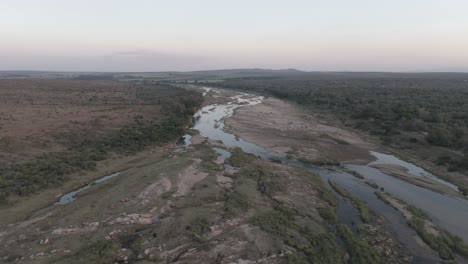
[189,86,467,262]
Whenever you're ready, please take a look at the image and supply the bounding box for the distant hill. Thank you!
[2,69,468,81]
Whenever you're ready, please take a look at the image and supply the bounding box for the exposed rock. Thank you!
[52,222,99,235]
[109,213,154,225]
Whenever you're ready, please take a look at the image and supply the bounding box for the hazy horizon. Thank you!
[1,0,468,72]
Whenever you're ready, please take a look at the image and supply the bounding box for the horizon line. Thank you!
[1,68,468,74]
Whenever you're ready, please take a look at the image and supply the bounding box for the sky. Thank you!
[1,0,468,72]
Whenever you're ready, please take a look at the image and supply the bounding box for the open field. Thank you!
[0,79,160,163]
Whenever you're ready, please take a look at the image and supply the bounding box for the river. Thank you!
[187,86,468,262]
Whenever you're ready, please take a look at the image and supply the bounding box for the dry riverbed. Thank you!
[225,97,380,165]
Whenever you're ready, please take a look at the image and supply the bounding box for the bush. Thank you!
[406,205,430,220]
[336,224,380,264]
[329,180,372,223]
[228,147,254,167]
[319,207,338,224]
[223,191,250,218]
[250,205,343,263]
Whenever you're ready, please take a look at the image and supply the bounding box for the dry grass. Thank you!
[0,79,162,164]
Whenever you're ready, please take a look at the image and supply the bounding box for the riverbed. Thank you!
[188,86,468,262]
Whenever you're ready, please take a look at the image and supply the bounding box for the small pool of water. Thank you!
[213,147,232,159]
[178,134,192,147]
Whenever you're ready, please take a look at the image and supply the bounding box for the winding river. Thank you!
[55,85,468,262]
[188,86,468,262]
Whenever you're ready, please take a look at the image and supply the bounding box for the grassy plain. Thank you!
[0,79,202,201]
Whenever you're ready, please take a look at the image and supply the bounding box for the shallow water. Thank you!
[213,147,232,159]
[347,163,468,242]
[369,151,459,191]
[55,172,121,205]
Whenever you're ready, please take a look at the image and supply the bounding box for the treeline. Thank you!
[0,84,203,202]
[211,76,468,172]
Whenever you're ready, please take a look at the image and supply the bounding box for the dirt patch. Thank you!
[137,177,172,205]
[209,218,244,238]
[225,97,378,164]
[109,213,155,225]
[216,174,233,188]
[190,134,206,145]
[175,160,209,196]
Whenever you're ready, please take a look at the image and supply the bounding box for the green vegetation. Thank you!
[67,240,121,264]
[377,191,468,260]
[227,147,255,167]
[336,224,380,264]
[374,191,390,204]
[329,180,372,223]
[298,155,339,166]
[408,217,468,260]
[0,84,203,201]
[186,217,211,238]
[226,148,346,262]
[318,207,338,224]
[364,181,379,189]
[250,206,343,263]
[459,185,468,196]
[344,169,365,179]
[318,188,339,208]
[223,191,250,218]
[406,204,430,221]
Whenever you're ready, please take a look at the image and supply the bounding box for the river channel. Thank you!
[187,86,468,262]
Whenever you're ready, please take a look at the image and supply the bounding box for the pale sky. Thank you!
[1,0,468,72]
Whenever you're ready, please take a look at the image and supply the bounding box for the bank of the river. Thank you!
[225,97,379,165]
[207,86,468,262]
[190,86,445,262]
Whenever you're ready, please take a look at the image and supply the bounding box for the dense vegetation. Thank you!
[210,74,468,175]
[0,83,203,202]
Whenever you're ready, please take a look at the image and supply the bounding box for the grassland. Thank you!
[0,79,202,202]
